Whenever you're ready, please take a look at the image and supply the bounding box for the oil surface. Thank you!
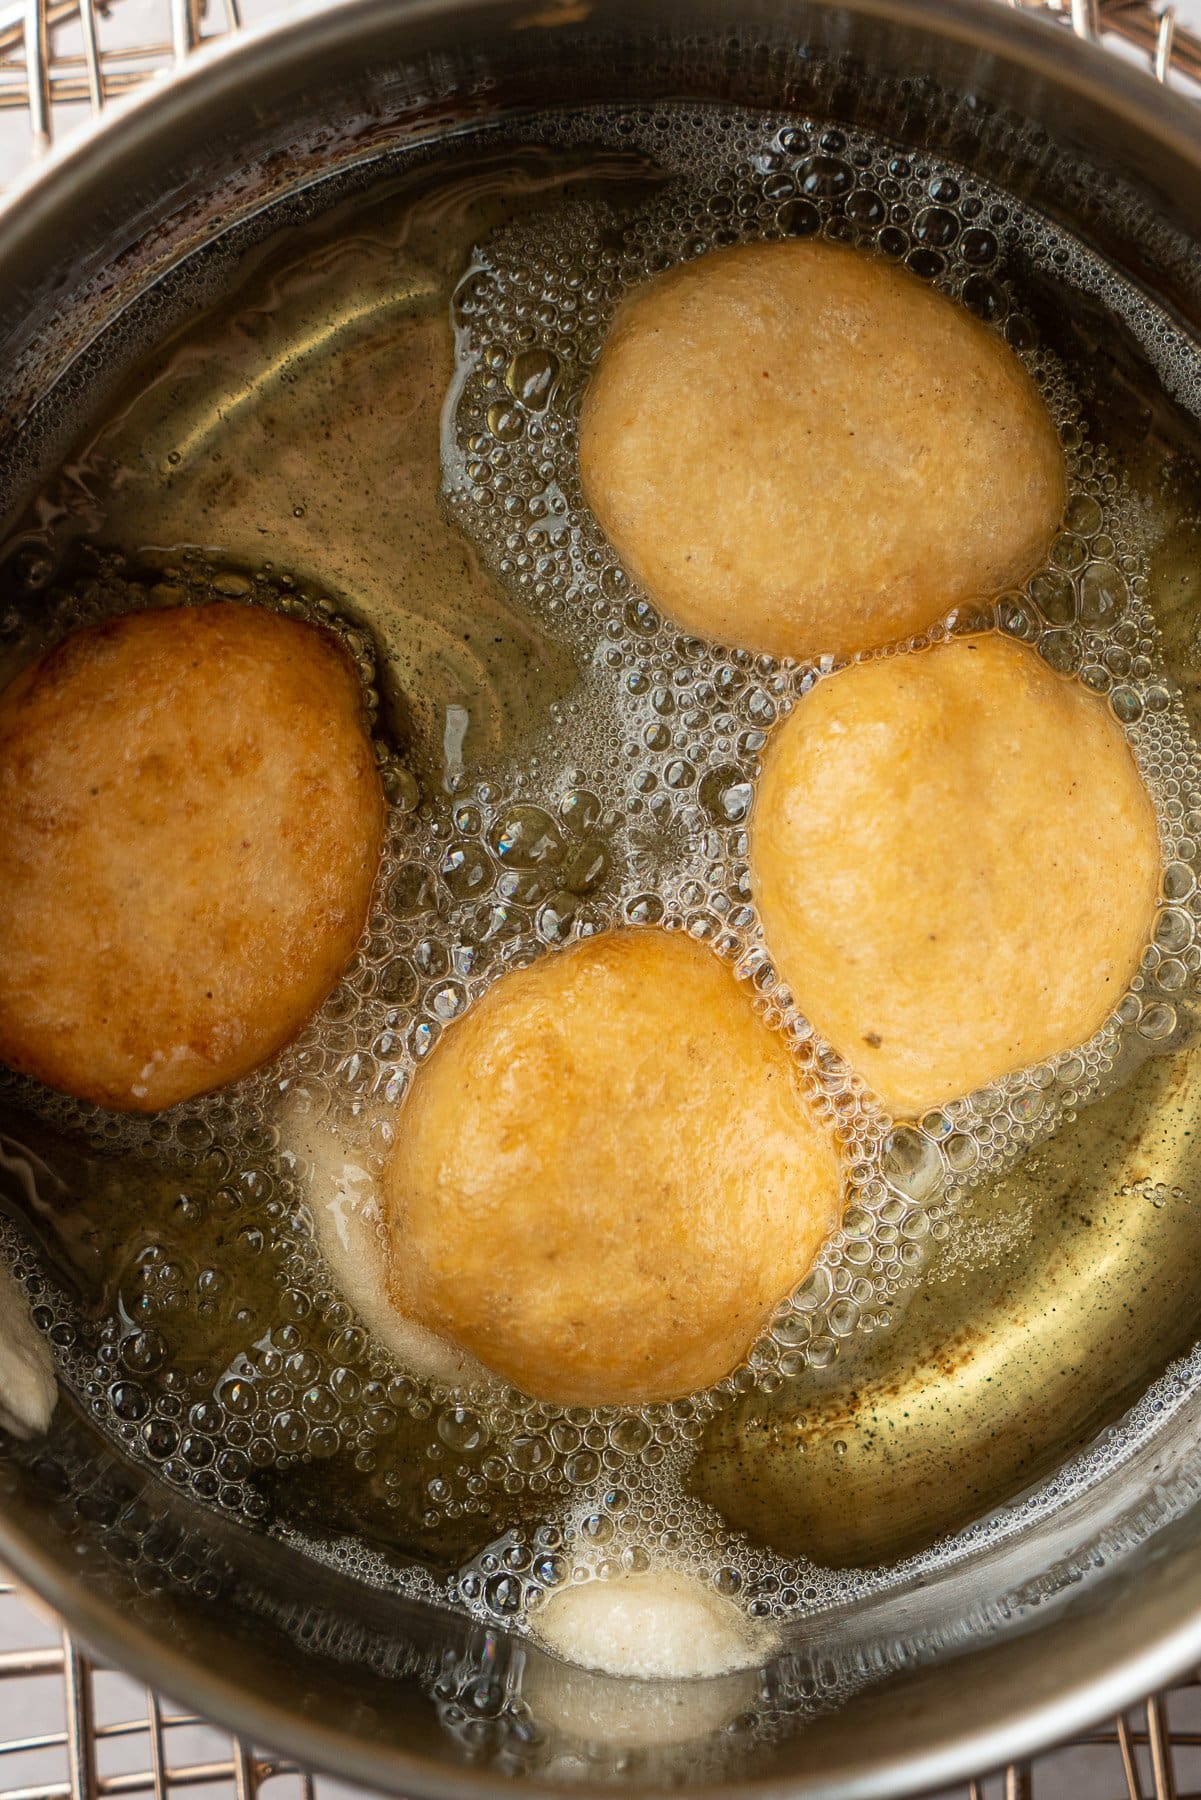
[2,105,1201,1697]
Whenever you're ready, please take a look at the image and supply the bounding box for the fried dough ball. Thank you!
[0,602,385,1111]
[522,1645,756,1754]
[530,1570,770,1681]
[280,1096,489,1391]
[0,1261,57,1440]
[751,634,1161,1116]
[579,239,1065,661]
[521,1569,773,1749]
[384,930,842,1405]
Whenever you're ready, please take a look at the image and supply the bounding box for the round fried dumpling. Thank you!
[0,602,385,1111]
[522,1569,772,1751]
[579,239,1065,661]
[751,634,1161,1116]
[530,1569,770,1681]
[384,930,842,1405]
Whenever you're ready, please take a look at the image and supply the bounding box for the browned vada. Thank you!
[580,239,1066,661]
[0,601,385,1111]
[384,929,843,1406]
[750,633,1161,1115]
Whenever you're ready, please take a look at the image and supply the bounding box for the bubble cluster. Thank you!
[3,102,1201,1679]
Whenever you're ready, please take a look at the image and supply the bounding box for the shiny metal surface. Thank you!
[2,1550,1199,1800]
[696,1050,1201,1568]
[6,1,1201,1798]
[3,0,1201,151]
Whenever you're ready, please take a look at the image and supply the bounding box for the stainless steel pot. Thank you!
[4,1,1201,1793]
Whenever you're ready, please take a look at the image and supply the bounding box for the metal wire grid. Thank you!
[1030,0,1201,83]
[0,0,242,157]
[0,1567,323,1798]
[0,0,1197,1795]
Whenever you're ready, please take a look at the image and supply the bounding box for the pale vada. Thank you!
[580,239,1066,661]
[384,930,843,1405]
[750,634,1161,1115]
[522,1568,771,1749]
[530,1568,771,1681]
[0,602,385,1111]
[0,1260,56,1439]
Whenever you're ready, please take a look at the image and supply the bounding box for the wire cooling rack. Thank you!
[2,0,1201,1796]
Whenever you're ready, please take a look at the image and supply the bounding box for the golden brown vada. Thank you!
[751,634,1161,1115]
[384,929,842,1405]
[0,602,385,1111]
[580,240,1066,661]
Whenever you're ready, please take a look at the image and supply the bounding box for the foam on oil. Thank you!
[1,104,1201,1712]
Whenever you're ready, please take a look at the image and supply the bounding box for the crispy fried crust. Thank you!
[0,602,385,1111]
[581,239,1066,661]
[385,929,843,1406]
[751,634,1161,1115]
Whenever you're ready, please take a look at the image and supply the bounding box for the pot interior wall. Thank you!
[3,2,1201,1795]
